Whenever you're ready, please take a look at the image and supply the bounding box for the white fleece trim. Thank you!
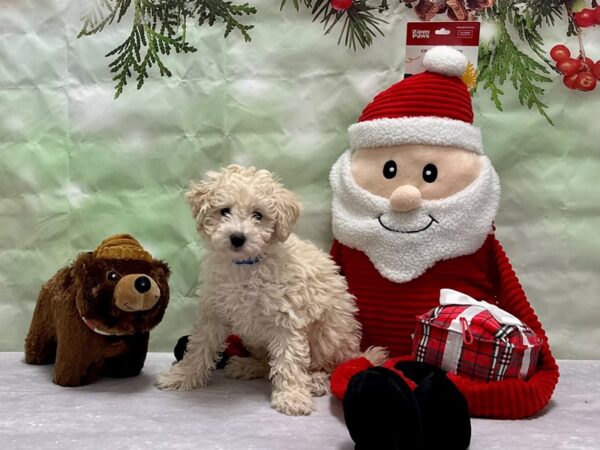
[330,149,501,283]
[348,117,483,154]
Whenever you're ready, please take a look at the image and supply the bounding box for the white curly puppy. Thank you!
[156,165,379,415]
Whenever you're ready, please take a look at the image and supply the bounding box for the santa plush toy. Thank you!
[329,46,559,449]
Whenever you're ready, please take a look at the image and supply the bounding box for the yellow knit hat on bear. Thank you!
[94,234,153,262]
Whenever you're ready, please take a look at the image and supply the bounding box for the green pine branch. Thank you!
[477,1,568,125]
[81,0,575,124]
[78,0,256,98]
[477,21,554,124]
[282,0,387,50]
[283,0,572,124]
[191,0,255,40]
[78,0,131,36]
[503,0,565,68]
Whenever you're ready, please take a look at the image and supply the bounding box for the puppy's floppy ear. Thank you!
[273,188,302,242]
[185,180,213,222]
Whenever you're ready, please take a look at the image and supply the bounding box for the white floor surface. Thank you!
[1,353,598,449]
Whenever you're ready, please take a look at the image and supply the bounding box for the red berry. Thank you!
[578,56,595,71]
[330,0,353,11]
[593,61,600,80]
[557,58,579,76]
[575,9,596,28]
[575,71,597,91]
[563,73,579,89]
[550,45,571,62]
[594,7,600,25]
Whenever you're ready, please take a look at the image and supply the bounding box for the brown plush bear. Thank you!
[24,234,170,386]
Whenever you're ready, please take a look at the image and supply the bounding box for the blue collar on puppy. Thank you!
[233,256,261,265]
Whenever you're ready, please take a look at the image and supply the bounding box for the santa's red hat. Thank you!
[348,46,483,154]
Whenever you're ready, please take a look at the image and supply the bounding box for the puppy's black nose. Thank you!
[134,276,151,293]
[230,234,246,248]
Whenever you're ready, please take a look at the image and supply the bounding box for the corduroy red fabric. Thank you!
[358,72,474,124]
[331,236,497,357]
[330,236,559,419]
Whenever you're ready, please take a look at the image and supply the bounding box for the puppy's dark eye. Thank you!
[106,270,120,282]
[383,160,397,179]
[252,211,263,221]
[220,208,231,217]
[422,163,438,183]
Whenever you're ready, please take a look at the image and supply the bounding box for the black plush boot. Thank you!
[343,362,472,450]
[343,367,422,450]
[173,335,230,369]
[412,369,471,450]
[394,361,471,450]
[173,335,189,362]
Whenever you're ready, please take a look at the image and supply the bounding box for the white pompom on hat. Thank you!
[423,46,469,77]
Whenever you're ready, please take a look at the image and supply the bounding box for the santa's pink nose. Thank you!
[390,185,422,212]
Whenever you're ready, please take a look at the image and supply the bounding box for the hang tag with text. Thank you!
[405,22,480,88]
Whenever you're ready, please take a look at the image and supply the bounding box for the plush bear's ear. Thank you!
[185,180,214,223]
[72,252,94,284]
[155,260,171,280]
[273,187,302,242]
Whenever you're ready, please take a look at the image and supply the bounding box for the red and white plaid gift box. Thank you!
[411,289,543,382]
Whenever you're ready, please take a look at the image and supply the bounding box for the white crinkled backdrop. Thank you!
[1,0,599,358]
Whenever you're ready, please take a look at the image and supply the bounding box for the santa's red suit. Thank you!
[330,235,559,419]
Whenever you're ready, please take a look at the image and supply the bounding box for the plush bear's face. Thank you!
[72,253,170,335]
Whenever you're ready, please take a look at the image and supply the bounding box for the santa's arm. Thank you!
[448,237,559,419]
[330,239,344,271]
[329,239,362,400]
[330,357,375,400]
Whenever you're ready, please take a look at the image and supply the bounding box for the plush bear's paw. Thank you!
[53,373,87,387]
[155,365,206,391]
[224,356,269,380]
[309,371,330,397]
[271,389,315,416]
[25,351,52,366]
[52,366,99,387]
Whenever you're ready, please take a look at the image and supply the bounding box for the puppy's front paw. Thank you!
[271,389,315,416]
[309,371,330,397]
[155,366,205,391]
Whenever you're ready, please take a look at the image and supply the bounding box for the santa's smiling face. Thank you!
[352,144,483,211]
[330,145,500,283]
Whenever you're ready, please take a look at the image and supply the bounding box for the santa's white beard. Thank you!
[330,150,501,283]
